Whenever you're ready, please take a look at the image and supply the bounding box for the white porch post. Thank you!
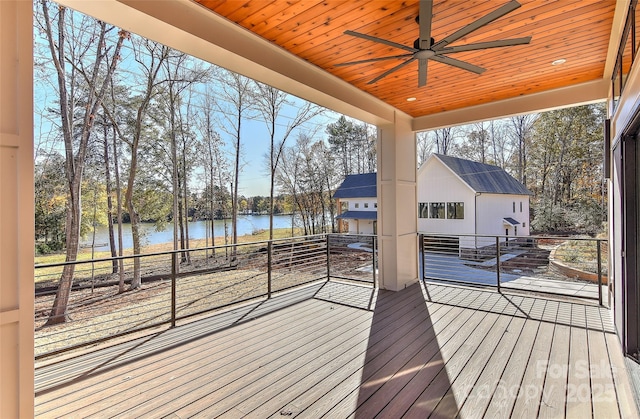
[377,112,419,290]
[0,1,34,416]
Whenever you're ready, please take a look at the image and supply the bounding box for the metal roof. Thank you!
[333,173,377,199]
[336,210,378,220]
[434,154,532,195]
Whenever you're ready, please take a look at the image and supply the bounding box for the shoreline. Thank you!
[35,227,305,266]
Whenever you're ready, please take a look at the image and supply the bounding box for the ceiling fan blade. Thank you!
[430,55,486,74]
[368,57,417,84]
[418,59,428,87]
[344,30,417,53]
[335,54,414,67]
[431,0,522,50]
[419,0,433,49]
[435,37,532,54]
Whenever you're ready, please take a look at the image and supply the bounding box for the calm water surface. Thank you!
[80,214,295,250]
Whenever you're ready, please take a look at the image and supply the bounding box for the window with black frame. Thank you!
[418,202,429,218]
[447,202,464,219]
[429,202,445,219]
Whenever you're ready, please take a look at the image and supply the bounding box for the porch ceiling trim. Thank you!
[413,79,609,132]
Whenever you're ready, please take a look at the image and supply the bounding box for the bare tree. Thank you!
[509,114,537,186]
[417,127,458,166]
[253,82,323,239]
[40,1,127,324]
[160,53,209,263]
[215,70,256,257]
[196,89,231,253]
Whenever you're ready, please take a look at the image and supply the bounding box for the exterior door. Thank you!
[614,131,640,356]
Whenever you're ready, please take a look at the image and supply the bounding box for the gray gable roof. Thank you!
[434,154,532,195]
[333,173,377,199]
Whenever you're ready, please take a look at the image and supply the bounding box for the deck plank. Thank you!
[35,297,330,411]
[303,288,496,417]
[211,287,443,417]
[454,300,528,417]
[589,328,621,419]
[604,332,639,418]
[127,304,373,417]
[38,298,353,417]
[510,308,555,418]
[538,322,570,418]
[565,305,592,419]
[33,281,638,419]
[281,292,474,418]
[365,293,504,417]
[403,293,525,417]
[482,318,541,418]
[430,313,526,417]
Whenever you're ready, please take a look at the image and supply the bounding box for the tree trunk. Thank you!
[126,132,142,289]
[42,3,126,324]
[112,129,125,294]
[103,126,117,274]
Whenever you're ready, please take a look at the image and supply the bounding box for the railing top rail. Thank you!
[417,232,608,242]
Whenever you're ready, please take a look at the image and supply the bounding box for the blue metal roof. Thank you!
[336,210,378,220]
[503,217,521,225]
[333,173,377,199]
[434,154,532,195]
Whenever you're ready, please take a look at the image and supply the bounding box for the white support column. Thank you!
[377,111,418,290]
[0,1,34,416]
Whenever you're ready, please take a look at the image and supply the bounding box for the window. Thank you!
[520,201,523,212]
[374,203,378,208]
[447,202,464,219]
[513,202,516,213]
[354,203,359,209]
[418,203,429,218]
[429,202,445,219]
[523,223,526,228]
[364,203,369,208]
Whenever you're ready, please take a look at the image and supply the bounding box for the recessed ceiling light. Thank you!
[552,59,566,66]
[407,97,417,102]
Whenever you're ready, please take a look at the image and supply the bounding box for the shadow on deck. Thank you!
[35,280,637,418]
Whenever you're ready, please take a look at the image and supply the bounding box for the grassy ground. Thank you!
[553,238,608,275]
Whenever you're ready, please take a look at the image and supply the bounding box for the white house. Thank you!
[333,173,377,234]
[417,154,532,254]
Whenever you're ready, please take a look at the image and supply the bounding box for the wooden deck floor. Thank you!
[35,280,638,418]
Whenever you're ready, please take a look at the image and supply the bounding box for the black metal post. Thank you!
[418,233,424,282]
[326,234,331,281]
[372,235,377,287]
[267,241,273,299]
[496,236,501,293]
[171,252,177,328]
[597,240,603,306]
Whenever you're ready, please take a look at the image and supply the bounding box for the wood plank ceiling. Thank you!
[194,0,616,119]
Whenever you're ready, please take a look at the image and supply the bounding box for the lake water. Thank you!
[80,214,295,251]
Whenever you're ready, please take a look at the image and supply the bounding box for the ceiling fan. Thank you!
[336,0,532,87]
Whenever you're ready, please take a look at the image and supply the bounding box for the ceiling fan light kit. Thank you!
[337,0,532,87]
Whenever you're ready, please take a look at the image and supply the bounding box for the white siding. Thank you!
[341,197,377,234]
[417,156,530,249]
[476,194,530,237]
[417,157,475,235]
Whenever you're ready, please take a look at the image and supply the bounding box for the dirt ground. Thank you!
[34,250,374,358]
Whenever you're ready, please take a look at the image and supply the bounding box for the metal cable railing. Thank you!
[34,233,378,358]
[419,233,607,304]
